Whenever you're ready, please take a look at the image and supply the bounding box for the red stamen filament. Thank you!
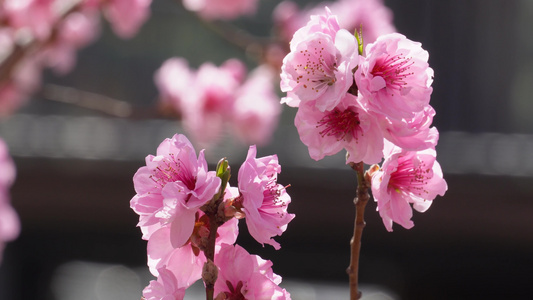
[316,108,360,141]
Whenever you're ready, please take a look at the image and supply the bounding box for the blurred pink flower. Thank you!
[3,0,56,40]
[0,138,19,262]
[214,244,291,300]
[142,266,186,300]
[181,59,244,146]
[236,145,294,250]
[12,54,43,95]
[154,59,279,147]
[370,141,447,231]
[43,9,101,74]
[295,93,384,164]
[0,82,26,118]
[0,55,42,116]
[154,57,192,115]
[355,33,434,120]
[182,0,258,20]
[103,0,151,39]
[280,8,358,111]
[0,29,14,62]
[130,134,221,248]
[232,66,281,146]
[272,1,302,43]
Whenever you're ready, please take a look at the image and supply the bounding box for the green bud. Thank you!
[354,25,364,56]
[216,157,229,178]
[214,158,231,200]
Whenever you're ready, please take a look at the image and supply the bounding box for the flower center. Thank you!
[294,40,337,94]
[388,156,432,197]
[203,90,226,113]
[261,180,290,216]
[316,108,361,141]
[224,281,246,300]
[371,54,414,91]
[150,154,196,190]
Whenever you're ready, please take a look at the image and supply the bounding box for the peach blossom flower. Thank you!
[371,141,447,231]
[236,146,294,250]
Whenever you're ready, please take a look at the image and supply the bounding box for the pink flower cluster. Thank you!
[0,0,152,117]
[0,138,19,262]
[183,0,258,20]
[274,0,395,48]
[131,134,293,299]
[154,58,281,147]
[280,8,447,231]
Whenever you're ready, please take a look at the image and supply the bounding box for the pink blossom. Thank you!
[0,52,42,117]
[58,8,100,48]
[130,134,221,247]
[0,139,16,204]
[155,58,280,148]
[236,146,294,250]
[0,82,26,118]
[178,59,245,146]
[3,0,56,40]
[154,58,192,115]
[354,33,434,120]
[214,244,291,300]
[295,93,384,164]
[188,59,245,118]
[380,105,440,151]
[280,8,359,111]
[146,212,239,278]
[289,7,340,48]
[272,1,301,42]
[142,267,186,300]
[103,0,152,39]
[42,9,100,74]
[329,0,395,47]
[370,141,447,231]
[274,0,395,47]
[0,29,14,63]
[147,218,239,287]
[232,65,281,146]
[0,138,19,262]
[12,53,43,95]
[145,187,239,284]
[182,0,258,20]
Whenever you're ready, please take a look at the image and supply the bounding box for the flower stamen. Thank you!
[316,108,361,141]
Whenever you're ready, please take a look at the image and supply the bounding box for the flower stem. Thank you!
[347,161,371,300]
[202,159,231,300]
[203,199,222,300]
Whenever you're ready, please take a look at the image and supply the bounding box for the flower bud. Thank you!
[365,164,380,180]
[202,259,218,287]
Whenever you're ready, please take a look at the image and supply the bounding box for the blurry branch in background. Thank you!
[40,84,133,118]
[197,17,280,63]
[39,84,166,120]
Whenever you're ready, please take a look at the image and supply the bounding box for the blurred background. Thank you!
[1,0,533,299]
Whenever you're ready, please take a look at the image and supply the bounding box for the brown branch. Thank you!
[347,161,371,300]
[202,192,227,300]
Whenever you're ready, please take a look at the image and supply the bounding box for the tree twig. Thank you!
[347,161,371,300]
